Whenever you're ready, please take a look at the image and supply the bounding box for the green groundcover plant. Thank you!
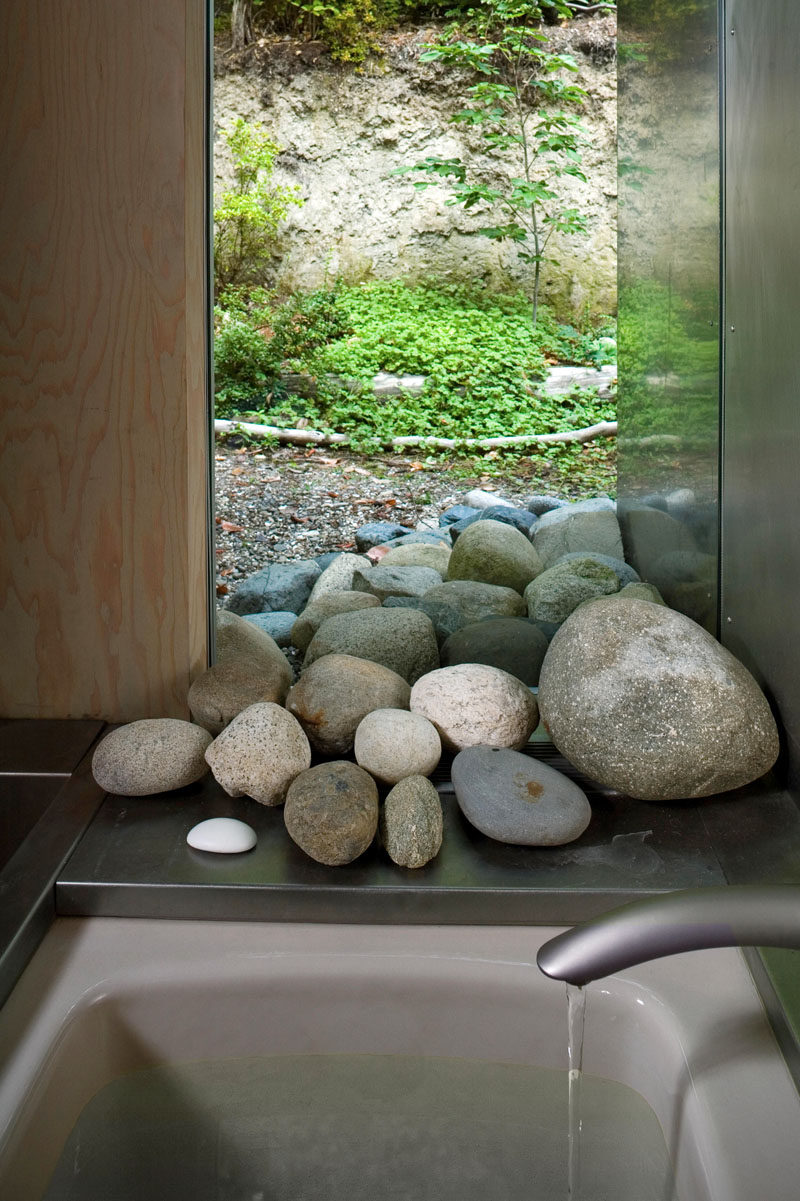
[214,278,616,453]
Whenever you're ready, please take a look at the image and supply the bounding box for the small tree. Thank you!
[398,0,588,328]
[213,119,304,296]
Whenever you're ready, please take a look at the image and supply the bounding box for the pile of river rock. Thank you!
[92,490,780,870]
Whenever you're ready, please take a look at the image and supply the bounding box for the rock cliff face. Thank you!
[213,18,617,318]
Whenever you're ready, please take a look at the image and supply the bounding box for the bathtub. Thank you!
[0,918,798,1199]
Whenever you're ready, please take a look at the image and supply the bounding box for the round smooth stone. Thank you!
[451,746,592,846]
[186,817,257,854]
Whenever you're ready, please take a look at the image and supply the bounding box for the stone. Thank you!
[290,591,380,653]
[354,521,414,551]
[382,597,470,646]
[284,761,379,866]
[440,618,549,687]
[306,552,373,605]
[422,580,528,624]
[537,596,781,801]
[526,495,568,516]
[461,488,518,510]
[477,504,538,535]
[226,559,321,616]
[451,746,592,845]
[618,581,667,605]
[380,776,443,868]
[553,551,640,588]
[286,654,411,756]
[380,543,452,574]
[439,504,480,527]
[354,708,442,784]
[532,499,624,569]
[188,614,293,734]
[524,556,620,624]
[303,608,439,685]
[618,505,697,587]
[446,520,543,595]
[314,551,342,571]
[186,817,257,854]
[242,611,296,647]
[351,563,443,603]
[410,664,538,752]
[381,530,451,547]
[204,702,311,806]
[91,719,212,796]
[447,506,537,543]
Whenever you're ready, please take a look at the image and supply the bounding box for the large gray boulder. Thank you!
[303,607,439,684]
[524,556,620,624]
[532,498,623,569]
[290,591,380,652]
[440,617,549,687]
[446,519,542,595]
[352,564,443,603]
[421,580,527,625]
[537,596,780,800]
[226,560,321,616]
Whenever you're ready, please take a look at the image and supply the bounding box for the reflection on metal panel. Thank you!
[723,0,800,783]
[616,1,721,633]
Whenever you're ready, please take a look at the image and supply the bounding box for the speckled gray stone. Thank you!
[553,551,640,588]
[290,591,380,653]
[380,776,443,868]
[532,500,623,569]
[524,556,620,624]
[422,580,527,625]
[446,520,543,595]
[303,608,439,684]
[284,761,379,866]
[242,611,297,647]
[440,618,549,687]
[286,654,411,756]
[410,664,538,752]
[91,719,212,796]
[451,746,592,845]
[204,702,311,807]
[537,596,780,801]
[188,612,293,734]
[226,559,321,616]
[306,553,373,605]
[618,582,667,605]
[352,564,443,603]
[354,708,441,784]
[379,543,452,574]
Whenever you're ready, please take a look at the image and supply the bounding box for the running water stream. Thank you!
[566,983,587,1200]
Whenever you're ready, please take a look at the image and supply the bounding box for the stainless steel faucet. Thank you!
[536,885,800,986]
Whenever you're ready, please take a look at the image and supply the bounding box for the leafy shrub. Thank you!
[214,119,304,294]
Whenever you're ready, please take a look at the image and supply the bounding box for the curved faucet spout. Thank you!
[536,885,800,986]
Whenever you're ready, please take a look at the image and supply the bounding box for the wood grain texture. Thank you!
[0,0,211,719]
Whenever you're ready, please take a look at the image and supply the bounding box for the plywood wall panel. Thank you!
[0,0,210,719]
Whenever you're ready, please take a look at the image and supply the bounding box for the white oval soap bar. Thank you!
[187,817,257,854]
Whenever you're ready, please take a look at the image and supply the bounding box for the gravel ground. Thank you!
[213,442,579,598]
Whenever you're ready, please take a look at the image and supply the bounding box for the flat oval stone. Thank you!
[451,746,592,845]
[186,817,257,854]
[91,719,212,796]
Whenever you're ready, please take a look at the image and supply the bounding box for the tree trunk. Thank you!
[231,0,253,52]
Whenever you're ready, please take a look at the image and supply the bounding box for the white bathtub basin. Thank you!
[0,918,798,1200]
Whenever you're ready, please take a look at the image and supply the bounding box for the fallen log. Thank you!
[214,418,617,450]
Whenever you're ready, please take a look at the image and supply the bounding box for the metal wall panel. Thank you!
[616,0,721,632]
[722,0,800,783]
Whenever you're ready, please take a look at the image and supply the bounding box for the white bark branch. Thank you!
[214,418,617,450]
